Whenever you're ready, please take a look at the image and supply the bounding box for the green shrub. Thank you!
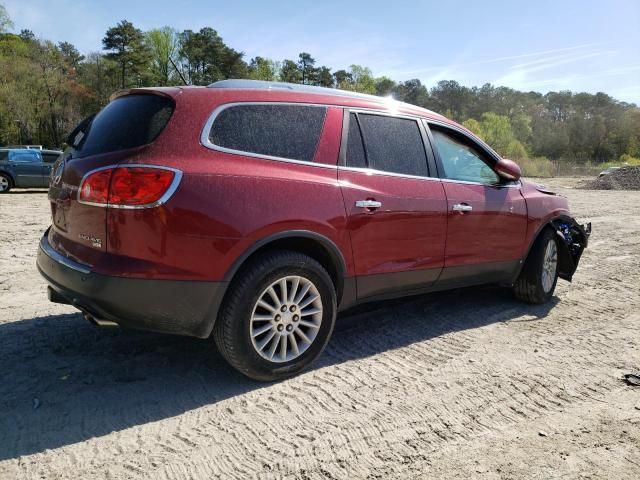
[619,153,640,166]
[516,156,556,178]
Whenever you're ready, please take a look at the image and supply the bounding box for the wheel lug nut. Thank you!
[293,315,299,322]
[280,305,287,312]
[277,324,284,332]
[286,325,293,332]
[290,305,296,312]
[275,314,281,321]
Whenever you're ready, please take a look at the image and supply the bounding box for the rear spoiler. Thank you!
[109,87,182,102]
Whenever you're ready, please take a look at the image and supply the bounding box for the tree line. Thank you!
[0,7,638,170]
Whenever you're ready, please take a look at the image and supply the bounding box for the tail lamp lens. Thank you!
[79,166,178,207]
[79,169,112,204]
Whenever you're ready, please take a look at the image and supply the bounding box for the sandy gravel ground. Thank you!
[0,178,639,479]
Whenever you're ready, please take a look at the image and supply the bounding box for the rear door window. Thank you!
[42,153,61,163]
[9,150,42,162]
[208,104,327,162]
[357,114,428,177]
[69,94,175,158]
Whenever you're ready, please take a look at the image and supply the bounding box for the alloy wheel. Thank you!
[541,239,558,293]
[250,275,323,363]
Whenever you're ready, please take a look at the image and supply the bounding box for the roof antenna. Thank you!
[169,57,189,86]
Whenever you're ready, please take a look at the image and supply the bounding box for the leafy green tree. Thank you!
[315,66,333,87]
[298,52,316,85]
[58,41,84,73]
[178,27,240,85]
[279,59,301,83]
[145,27,180,85]
[346,65,375,94]
[19,29,35,42]
[0,3,13,33]
[429,80,472,121]
[374,76,396,97]
[333,69,352,88]
[219,46,248,79]
[395,79,429,107]
[248,56,277,81]
[463,112,527,159]
[102,20,150,88]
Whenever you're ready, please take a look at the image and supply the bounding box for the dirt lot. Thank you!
[0,178,639,479]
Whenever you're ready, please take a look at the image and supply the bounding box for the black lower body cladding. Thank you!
[37,232,227,338]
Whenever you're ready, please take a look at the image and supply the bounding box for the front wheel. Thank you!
[213,250,337,381]
[514,229,559,304]
[0,173,12,193]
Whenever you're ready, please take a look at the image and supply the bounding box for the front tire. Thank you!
[213,250,337,381]
[514,228,559,304]
[0,173,12,193]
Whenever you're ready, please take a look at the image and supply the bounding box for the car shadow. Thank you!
[0,285,558,460]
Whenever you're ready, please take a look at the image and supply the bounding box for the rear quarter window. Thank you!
[70,94,174,158]
[208,104,327,162]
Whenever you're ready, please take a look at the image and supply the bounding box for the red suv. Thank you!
[37,80,590,380]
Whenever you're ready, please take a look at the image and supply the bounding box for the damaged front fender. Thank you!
[552,216,591,281]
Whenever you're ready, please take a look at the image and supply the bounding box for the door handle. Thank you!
[355,200,382,209]
[452,203,473,213]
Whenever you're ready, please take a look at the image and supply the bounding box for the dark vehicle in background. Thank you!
[37,81,590,381]
[0,148,62,192]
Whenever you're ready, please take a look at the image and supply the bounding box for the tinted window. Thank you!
[70,94,174,158]
[358,114,428,177]
[431,129,499,184]
[0,151,7,161]
[346,113,366,168]
[43,153,60,163]
[209,104,327,162]
[9,150,42,163]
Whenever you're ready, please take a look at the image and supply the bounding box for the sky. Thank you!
[4,0,640,103]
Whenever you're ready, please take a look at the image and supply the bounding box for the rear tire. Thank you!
[514,228,559,304]
[213,250,337,381]
[0,173,12,193]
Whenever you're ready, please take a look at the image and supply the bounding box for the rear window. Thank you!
[70,94,174,158]
[208,104,327,162]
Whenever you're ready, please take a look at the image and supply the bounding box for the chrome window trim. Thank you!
[346,107,427,123]
[440,177,522,188]
[200,102,335,168]
[206,80,443,118]
[424,118,503,163]
[77,164,183,209]
[200,101,447,170]
[40,236,91,274]
[338,165,442,183]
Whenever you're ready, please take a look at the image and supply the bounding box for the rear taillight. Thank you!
[78,165,181,208]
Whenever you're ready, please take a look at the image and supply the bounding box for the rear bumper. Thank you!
[36,230,227,338]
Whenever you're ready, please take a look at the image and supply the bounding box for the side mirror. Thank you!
[495,158,522,181]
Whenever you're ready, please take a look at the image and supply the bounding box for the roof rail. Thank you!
[207,79,388,103]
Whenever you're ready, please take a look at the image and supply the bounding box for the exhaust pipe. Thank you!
[80,311,119,328]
